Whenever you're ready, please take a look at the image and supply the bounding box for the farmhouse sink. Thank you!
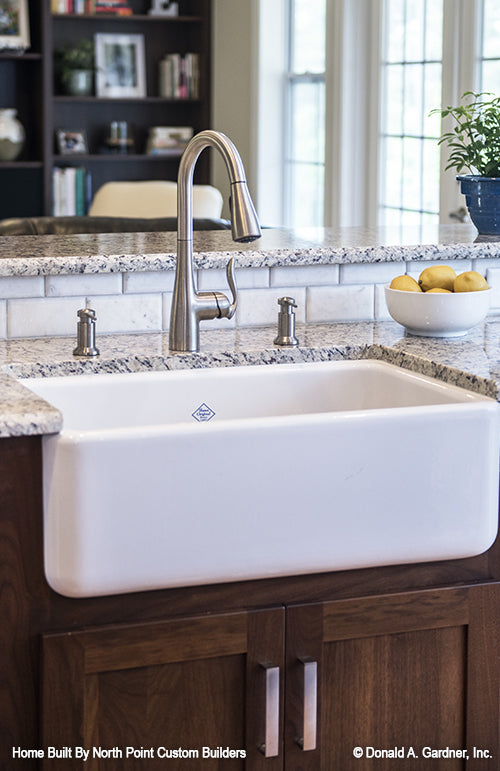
[27,360,500,598]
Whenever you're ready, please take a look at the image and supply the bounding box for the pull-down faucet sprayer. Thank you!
[169,130,261,353]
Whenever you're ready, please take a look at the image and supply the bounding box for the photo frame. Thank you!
[56,129,88,155]
[0,0,30,51]
[94,33,146,99]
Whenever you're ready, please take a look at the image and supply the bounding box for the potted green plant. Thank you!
[54,40,95,97]
[432,91,500,234]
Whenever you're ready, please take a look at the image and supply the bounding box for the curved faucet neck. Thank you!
[177,129,247,243]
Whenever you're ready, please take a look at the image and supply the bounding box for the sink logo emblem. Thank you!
[192,403,216,422]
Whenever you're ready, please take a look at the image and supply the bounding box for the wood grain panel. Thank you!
[321,625,466,770]
[81,614,248,673]
[322,587,470,640]
[0,435,45,770]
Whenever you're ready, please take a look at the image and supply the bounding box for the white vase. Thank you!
[0,109,25,161]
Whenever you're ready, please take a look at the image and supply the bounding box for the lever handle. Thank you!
[77,307,96,321]
[278,296,297,312]
[225,257,238,318]
[212,258,238,319]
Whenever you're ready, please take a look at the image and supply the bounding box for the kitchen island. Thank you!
[0,225,499,769]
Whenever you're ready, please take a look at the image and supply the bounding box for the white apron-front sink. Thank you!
[27,360,500,597]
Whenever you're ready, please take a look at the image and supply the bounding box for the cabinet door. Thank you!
[285,585,500,770]
[42,608,284,770]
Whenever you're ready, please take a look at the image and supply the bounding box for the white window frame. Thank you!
[324,0,382,228]
[253,0,287,227]
[282,0,327,227]
[250,0,486,229]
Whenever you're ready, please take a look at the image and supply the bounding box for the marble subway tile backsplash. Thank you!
[1,257,500,339]
[0,276,44,299]
[270,264,339,287]
[306,285,374,323]
[0,302,6,338]
[45,272,122,298]
[236,286,306,327]
[8,296,86,338]
[86,294,163,334]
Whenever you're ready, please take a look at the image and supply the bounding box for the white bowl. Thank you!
[384,285,491,337]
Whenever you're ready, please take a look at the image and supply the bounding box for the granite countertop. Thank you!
[1,318,500,438]
[2,223,500,276]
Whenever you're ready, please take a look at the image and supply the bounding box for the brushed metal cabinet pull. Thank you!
[297,658,317,751]
[258,663,280,757]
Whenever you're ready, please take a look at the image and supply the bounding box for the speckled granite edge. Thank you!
[2,224,500,276]
[0,374,61,437]
[365,345,499,399]
[2,242,500,277]
[1,320,498,437]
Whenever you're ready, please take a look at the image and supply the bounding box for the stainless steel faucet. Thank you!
[169,130,261,352]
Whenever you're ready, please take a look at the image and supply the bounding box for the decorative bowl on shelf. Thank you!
[384,284,491,337]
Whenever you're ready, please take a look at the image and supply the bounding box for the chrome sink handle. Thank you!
[211,257,238,319]
[225,257,238,318]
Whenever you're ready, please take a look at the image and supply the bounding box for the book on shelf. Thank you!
[52,0,132,14]
[158,53,200,99]
[94,0,132,13]
[52,167,91,216]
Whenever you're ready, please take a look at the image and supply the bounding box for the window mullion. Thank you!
[324,0,381,228]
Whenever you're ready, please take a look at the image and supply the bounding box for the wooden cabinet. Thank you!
[286,586,500,770]
[40,586,500,770]
[1,434,500,769]
[0,0,211,219]
[42,608,285,770]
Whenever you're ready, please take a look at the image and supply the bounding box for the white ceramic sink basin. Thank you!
[27,359,500,598]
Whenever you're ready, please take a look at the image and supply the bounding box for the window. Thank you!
[378,0,443,227]
[270,0,499,231]
[480,0,500,92]
[284,0,326,227]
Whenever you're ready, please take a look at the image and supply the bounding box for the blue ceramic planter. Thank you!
[457,174,500,235]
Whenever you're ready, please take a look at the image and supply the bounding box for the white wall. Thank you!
[211,0,259,218]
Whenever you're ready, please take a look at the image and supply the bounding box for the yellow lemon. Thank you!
[453,271,489,292]
[389,275,422,292]
[426,287,452,293]
[418,264,457,292]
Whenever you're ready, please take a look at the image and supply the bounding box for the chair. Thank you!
[88,180,223,219]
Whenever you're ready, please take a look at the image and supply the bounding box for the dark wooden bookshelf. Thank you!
[0,0,212,219]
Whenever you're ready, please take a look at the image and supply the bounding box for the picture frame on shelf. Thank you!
[0,0,30,51]
[56,129,88,155]
[95,33,146,98]
[146,126,193,155]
